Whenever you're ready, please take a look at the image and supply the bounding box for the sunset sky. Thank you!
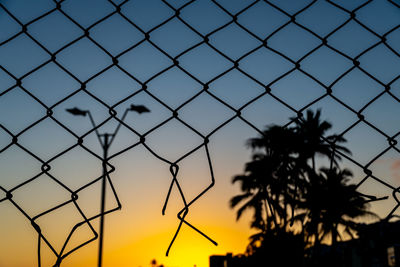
[1,0,400,266]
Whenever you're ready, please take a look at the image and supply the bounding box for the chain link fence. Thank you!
[1,0,400,266]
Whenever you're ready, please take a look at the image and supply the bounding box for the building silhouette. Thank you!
[209,220,400,267]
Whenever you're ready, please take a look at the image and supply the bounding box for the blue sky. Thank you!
[1,0,400,266]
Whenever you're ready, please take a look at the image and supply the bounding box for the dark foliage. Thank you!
[230,110,376,264]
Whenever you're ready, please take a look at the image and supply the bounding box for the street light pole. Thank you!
[98,133,110,267]
[66,104,150,267]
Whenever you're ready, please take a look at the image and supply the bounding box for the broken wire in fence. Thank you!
[1,0,400,266]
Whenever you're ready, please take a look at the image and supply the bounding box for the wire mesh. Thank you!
[1,0,400,266]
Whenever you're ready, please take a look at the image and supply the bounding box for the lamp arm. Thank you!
[87,111,104,147]
[108,108,130,146]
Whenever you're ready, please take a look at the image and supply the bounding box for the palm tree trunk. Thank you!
[263,187,277,227]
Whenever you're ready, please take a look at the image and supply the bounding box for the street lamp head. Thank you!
[130,104,150,114]
[66,107,88,116]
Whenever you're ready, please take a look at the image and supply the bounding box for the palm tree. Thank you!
[230,110,375,265]
[231,126,301,231]
[311,167,375,243]
[230,153,278,231]
[293,109,350,169]
[298,167,377,265]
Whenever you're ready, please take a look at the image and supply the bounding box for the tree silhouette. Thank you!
[230,109,376,265]
[293,109,350,169]
[301,168,374,244]
[299,167,377,266]
[230,124,306,266]
[231,126,300,231]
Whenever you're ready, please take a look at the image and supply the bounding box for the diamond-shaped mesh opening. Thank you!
[208,69,264,109]
[362,94,400,136]
[368,149,400,187]
[0,35,49,77]
[86,66,142,106]
[106,125,141,157]
[90,14,144,56]
[18,118,76,160]
[238,1,288,39]
[343,123,389,166]
[241,94,295,128]
[0,145,41,190]
[297,0,348,37]
[119,41,172,82]
[331,68,384,111]
[56,37,111,81]
[34,202,94,254]
[73,179,104,220]
[146,119,203,161]
[240,47,294,85]
[210,23,260,60]
[178,92,235,136]
[50,146,102,190]
[28,10,82,53]
[0,87,45,133]
[22,62,80,106]
[11,174,71,218]
[72,176,119,225]
[272,70,325,109]
[300,45,352,85]
[359,44,400,83]
[268,23,321,61]
[179,0,231,35]
[147,67,202,109]
[151,18,202,57]
[328,20,380,58]
[305,97,358,135]
[356,0,400,35]
[179,44,232,82]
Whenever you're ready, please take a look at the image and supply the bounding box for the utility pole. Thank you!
[67,104,150,267]
[98,133,110,267]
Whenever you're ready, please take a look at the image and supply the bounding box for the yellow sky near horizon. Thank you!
[1,120,399,267]
[0,123,258,267]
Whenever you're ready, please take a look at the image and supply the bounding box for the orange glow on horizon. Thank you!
[58,223,252,267]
